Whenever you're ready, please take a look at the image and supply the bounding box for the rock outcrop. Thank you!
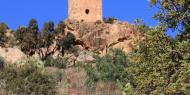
[76,50,95,62]
[64,19,142,55]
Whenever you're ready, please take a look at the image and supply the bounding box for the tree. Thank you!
[61,32,76,50]
[38,21,56,60]
[15,19,39,55]
[121,2,190,93]
[54,21,66,35]
[150,0,190,29]
[150,0,190,40]
[0,23,9,47]
[58,32,76,55]
[41,21,54,48]
[124,26,190,94]
[28,19,39,34]
[54,21,77,55]
[177,28,190,41]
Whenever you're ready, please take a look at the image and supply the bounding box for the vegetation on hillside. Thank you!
[14,19,77,60]
[85,28,190,94]
[0,0,189,95]
[0,57,63,95]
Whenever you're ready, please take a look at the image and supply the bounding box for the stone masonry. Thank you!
[68,0,102,22]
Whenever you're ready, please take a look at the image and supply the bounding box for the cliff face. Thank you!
[64,19,142,55]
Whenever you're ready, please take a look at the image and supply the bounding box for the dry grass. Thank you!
[56,67,123,95]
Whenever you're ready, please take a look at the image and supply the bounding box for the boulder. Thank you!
[76,50,95,62]
[111,40,134,53]
[0,47,26,64]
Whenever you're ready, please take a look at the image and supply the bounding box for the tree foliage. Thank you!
[15,19,39,55]
[125,26,190,94]
[54,21,66,35]
[150,0,190,29]
[14,19,77,59]
[38,21,56,60]
[41,21,55,48]
[0,23,9,47]
[150,0,190,41]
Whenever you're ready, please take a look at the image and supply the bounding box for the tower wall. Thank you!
[68,0,102,22]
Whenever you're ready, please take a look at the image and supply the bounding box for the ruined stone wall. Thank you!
[68,0,102,22]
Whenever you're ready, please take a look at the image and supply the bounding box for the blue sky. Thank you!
[0,0,176,37]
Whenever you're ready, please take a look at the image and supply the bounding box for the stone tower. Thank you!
[68,0,102,22]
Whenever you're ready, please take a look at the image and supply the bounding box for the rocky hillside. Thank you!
[64,19,141,55]
[0,19,142,64]
[1,18,189,95]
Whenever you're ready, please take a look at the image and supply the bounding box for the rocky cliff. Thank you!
[64,19,142,55]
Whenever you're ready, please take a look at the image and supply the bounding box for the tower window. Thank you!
[85,9,90,15]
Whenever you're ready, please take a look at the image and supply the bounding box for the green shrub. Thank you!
[85,49,131,86]
[0,58,59,95]
[44,56,67,69]
[123,83,137,95]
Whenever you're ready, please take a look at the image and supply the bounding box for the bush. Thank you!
[62,32,76,50]
[85,49,131,86]
[123,83,137,95]
[44,56,67,69]
[103,17,117,24]
[0,57,4,69]
[95,20,103,25]
[0,58,60,95]
[84,49,131,95]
